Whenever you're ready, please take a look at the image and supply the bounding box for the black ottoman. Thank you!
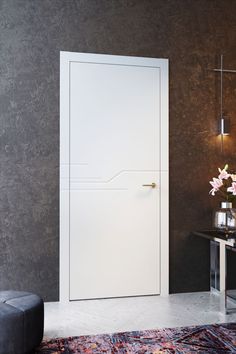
[0,291,44,354]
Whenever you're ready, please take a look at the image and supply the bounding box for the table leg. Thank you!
[210,240,220,291]
[219,241,226,292]
[224,245,236,314]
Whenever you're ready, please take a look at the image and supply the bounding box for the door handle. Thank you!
[142,183,156,188]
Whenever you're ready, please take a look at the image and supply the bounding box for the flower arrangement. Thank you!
[209,164,236,202]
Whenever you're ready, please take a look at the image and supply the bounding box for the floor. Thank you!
[44,291,236,339]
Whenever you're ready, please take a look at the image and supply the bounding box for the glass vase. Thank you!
[213,202,236,233]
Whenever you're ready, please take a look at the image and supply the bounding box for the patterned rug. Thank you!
[35,323,236,353]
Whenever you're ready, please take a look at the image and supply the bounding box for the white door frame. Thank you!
[60,51,169,302]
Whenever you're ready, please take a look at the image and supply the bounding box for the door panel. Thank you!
[69,60,160,300]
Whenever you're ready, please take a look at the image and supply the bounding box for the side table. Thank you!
[193,230,236,314]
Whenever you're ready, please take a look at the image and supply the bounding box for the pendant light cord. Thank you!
[220,54,223,118]
[220,54,223,153]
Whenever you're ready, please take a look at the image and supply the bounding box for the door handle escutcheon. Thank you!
[142,183,156,188]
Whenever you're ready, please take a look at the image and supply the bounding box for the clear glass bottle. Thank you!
[213,202,236,232]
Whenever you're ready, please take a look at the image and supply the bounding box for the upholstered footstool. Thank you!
[0,291,44,354]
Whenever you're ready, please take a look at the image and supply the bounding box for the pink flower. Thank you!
[231,174,236,182]
[218,165,230,180]
[209,188,217,196]
[209,177,223,195]
[227,182,236,195]
[210,177,223,189]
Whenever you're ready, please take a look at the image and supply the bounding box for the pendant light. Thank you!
[219,55,230,138]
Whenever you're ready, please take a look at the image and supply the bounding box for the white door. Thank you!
[60,52,169,301]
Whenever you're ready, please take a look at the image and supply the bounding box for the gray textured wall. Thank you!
[0,0,236,301]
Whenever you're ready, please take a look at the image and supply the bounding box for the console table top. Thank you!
[192,230,236,248]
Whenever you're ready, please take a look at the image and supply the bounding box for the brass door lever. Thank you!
[142,183,156,188]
